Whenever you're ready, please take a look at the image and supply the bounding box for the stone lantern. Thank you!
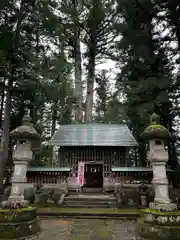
[0,114,41,240]
[141,113,176,211]
[6,114,40,206]
[138,113,180,240]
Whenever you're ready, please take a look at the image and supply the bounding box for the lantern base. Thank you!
[149,201,177,211]
[138,208,180,240]
[0,207,40,239]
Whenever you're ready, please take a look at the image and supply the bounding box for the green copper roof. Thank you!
[49,124,138,147]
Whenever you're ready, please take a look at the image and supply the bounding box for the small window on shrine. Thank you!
[155,140,162,145]
[20,140,26,144]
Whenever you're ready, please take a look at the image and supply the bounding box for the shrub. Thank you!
[35,186,49,206]
[52,189,62,204]
[3,186,11,201]
[24,187,35,204]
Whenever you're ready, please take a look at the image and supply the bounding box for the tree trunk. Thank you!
[51,100,58,137]
[74,36,83,123]
[72,0,83,123]
[85,53,96,123]
[0,0,26,191]
[0,79,5,128]
[0,81,11,192]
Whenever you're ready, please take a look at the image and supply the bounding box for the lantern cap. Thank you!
[141,113,170,140]
[10,113,40,140]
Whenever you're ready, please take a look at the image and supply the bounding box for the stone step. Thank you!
[64,200,117,205]
[65,198,116,203]
[63,192,117,208]
[66,194,116,201]
[67,191,110,195]
[82,188,103,193]
[63,203,117,208]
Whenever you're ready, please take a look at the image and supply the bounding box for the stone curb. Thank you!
[38,212,140,219]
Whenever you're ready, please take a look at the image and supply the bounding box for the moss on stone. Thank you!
[148,124,165,129]
[138,220,180,240]
[0,206,34,212]
[141,208,180,215]
[141,124,169,140]
[37,207,139,214]
[138,209,180,239]
[94,229,111,237]
[0,207,37,223]
[0,207,40,238]
[0,218,40,239]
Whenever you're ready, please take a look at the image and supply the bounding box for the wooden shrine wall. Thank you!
[27,171,69,184]
[58,146,126,178]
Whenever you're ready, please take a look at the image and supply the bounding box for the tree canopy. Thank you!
[0,0,180,176]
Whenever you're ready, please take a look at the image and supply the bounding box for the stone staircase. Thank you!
[63,192,117,208]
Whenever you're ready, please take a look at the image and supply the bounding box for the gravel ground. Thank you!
[39,219,139,240]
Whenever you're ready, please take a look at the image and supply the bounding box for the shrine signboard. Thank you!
[77,162,85,186]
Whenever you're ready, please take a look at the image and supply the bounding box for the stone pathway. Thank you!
[39,219,139,240]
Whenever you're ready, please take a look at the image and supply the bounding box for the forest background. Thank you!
[0,0,180,186]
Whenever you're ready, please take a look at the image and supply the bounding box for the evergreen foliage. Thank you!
[0,0,180,184]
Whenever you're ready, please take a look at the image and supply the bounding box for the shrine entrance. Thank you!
[84,163,103,188]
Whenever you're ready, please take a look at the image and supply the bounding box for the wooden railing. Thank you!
[26,166,174,186]
[111,167,173,185]
[26,167,70,185]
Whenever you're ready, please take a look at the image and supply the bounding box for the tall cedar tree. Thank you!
[115,0,176,167]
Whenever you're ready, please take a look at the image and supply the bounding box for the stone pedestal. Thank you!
[139,209,180,240]
[0,207,40,240]
[8,143,32,203]
[148,144,176,211]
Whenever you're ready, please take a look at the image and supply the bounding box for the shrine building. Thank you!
[47,123,138,191]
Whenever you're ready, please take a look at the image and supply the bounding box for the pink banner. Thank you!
[77,162,85,186]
